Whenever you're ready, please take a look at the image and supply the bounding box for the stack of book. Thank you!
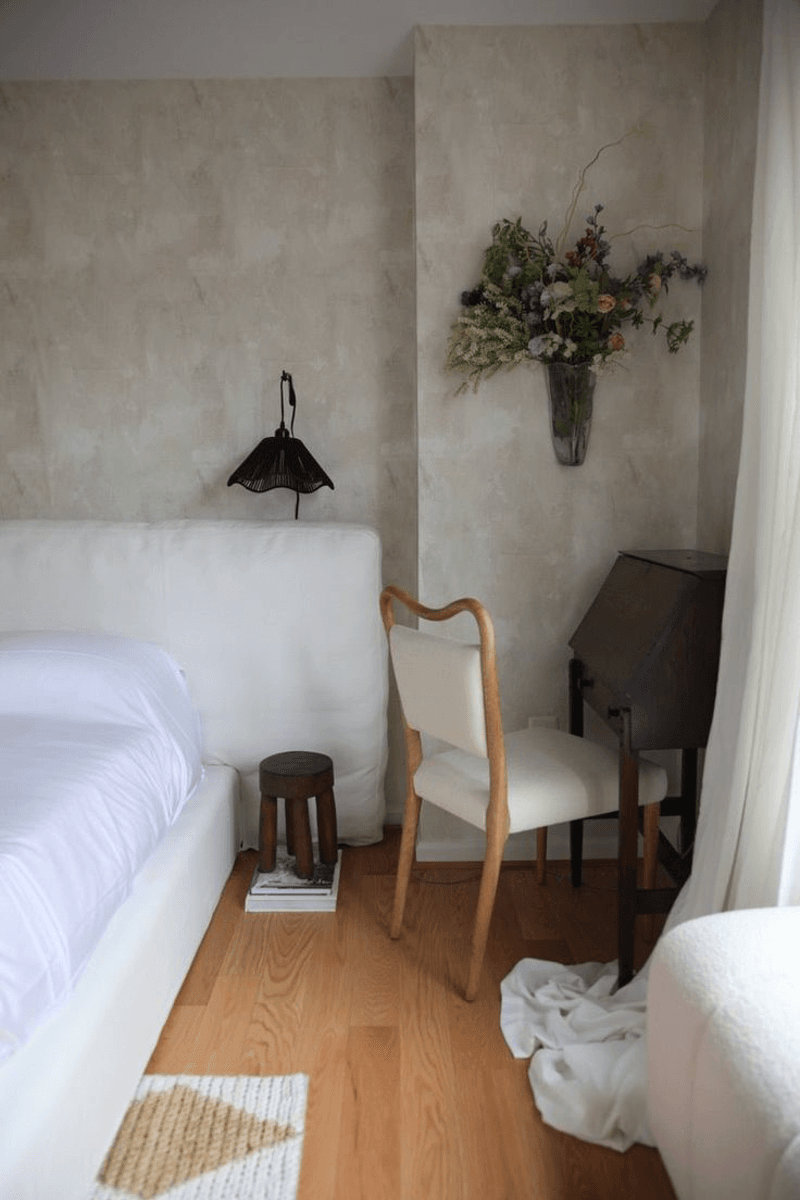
[245,846,342,912]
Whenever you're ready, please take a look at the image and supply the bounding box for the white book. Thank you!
[245,848,342,912]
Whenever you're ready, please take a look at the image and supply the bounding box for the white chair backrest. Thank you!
[389,624,488,758]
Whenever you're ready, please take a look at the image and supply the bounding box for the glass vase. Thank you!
[545,361,596,466]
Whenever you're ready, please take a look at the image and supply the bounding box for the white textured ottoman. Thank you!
[646,908,800,1200]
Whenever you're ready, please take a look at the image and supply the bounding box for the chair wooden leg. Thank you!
[390,789,421,939]
[465,831,506,1002]
[536,828,547,884]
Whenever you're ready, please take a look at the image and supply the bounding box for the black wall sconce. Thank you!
[227,370,334,518]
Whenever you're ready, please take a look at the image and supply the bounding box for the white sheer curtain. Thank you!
[668,0,800,922]
[500,0,800,1150]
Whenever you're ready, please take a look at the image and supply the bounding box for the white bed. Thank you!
[0,519,388,1200]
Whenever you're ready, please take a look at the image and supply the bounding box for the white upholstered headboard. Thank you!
[0,519,388,848]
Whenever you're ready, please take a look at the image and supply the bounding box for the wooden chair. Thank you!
[380,586,668,1001]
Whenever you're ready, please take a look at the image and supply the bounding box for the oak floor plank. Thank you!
[146,832,677,1200]
[333,1026,401,1200]
[491,1063,565,1197]
[192,975,262,1074]
[345,872,401,1028]
[295,1028,349,1200]
[397,880,467,1199]
[505,863,573,944]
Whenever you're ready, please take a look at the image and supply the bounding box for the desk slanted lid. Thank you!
[623,549,728,578]
[569,549,727,749]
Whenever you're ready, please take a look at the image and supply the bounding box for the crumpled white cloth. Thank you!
[500,958,652,1151]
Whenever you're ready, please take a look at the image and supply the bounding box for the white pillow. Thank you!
[0,632,204,799]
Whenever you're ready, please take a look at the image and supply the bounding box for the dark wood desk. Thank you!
[568,549,727,985]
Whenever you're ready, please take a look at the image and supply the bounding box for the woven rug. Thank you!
[92,1074,308,1200]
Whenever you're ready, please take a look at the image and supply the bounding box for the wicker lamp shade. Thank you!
[227,371,334,518]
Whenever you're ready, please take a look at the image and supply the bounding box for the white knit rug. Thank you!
[91,1074,308,1200]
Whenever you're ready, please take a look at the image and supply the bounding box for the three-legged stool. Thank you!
[258,750,337,880]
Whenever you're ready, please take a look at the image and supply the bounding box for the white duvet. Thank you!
[0,633,204,1062]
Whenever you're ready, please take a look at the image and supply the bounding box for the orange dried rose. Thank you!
[597,294,616,313]
[609,333,625,351]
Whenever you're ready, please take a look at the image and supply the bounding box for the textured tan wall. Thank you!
[698,0,762,553]
[414,24,705,855]
[0,78,416,571]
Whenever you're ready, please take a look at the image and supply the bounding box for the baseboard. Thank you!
[414,821,624,863]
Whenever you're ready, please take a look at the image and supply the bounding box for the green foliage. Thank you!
[446,205,707,392]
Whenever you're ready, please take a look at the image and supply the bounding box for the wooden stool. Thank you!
[258,751,337,880]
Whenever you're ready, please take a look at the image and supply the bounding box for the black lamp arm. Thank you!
[281,370,298,435]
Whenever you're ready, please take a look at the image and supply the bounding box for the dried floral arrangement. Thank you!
[446,151,707,394]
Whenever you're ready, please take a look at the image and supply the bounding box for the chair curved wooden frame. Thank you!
[380,585,508,1000]
[381,584,668,1002]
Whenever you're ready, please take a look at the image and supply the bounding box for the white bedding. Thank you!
[0,764,238,1200]
[0,633,204,1062]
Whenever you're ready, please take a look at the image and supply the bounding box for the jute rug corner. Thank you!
[91,1073,308,1200]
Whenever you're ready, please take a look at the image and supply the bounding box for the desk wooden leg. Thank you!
[642,801,661,943]
[570,819,584,886]
[258,795,278,873]
[617,711,639,988]
[536,828,547,884]
[680,749,699,855]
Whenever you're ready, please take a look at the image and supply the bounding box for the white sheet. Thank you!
[0,633,204,1062]
[0,632,204,771]
[500,959,652,1151]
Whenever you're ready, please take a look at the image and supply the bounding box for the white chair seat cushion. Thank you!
[413,725,667,833]
[646,907,800,1200]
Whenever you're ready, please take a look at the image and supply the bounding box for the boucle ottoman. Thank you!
[647,907,800,1200]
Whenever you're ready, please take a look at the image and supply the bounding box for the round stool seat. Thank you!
[260,750,333,792]
[258,751,337,880]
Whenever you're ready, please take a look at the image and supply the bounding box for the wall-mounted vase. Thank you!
[545,361,596,466]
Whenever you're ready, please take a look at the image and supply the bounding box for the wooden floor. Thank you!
[147,828,677,1200]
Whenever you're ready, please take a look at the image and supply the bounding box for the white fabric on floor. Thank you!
[500,960,651,1150]
[501,0,800,1154]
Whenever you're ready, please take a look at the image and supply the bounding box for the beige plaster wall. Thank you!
[698,0,762,553]
[414,24,705,856]
[0,78,415,568]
